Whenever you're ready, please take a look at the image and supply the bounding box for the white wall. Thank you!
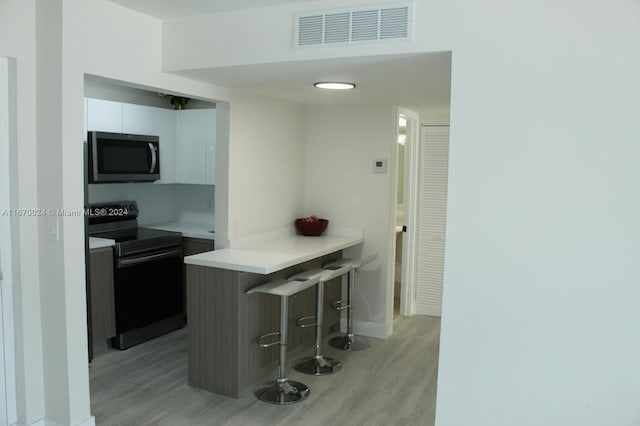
[304,105,396,336]
[225,92,306,241]
[36,2,77,423]
[0,1,46,424]
[162,0,452,71]
[0,54,18,426]
[436,1,640,425]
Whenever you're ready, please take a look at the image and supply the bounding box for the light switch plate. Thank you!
[48,215,60,241]
[373,159,387,173]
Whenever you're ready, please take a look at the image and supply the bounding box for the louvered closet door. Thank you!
[415,125,450,316]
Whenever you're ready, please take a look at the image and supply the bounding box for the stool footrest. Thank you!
[257,331,281,348]
[330,300,350,311]
[296,316,317,328]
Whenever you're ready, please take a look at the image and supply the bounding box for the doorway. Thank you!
[393,108,420,318]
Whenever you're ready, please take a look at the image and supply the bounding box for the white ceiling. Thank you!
[108,0,451,111]
[109,0,316,19]
[174,53,451,110]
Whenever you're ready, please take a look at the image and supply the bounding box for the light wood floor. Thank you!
[90,315,440,426]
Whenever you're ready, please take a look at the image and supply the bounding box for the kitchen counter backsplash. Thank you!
[88,183,214,236]
[144,222,214,240]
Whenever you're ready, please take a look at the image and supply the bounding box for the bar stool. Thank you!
[245,275,321,404]
[290,264,352,375]
[323,253,378,351]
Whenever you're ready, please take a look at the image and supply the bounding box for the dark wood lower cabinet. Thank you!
[182,237,215,320]
[89,247,116,351]
[182,237,215,256]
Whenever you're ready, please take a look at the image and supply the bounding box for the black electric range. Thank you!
[88,201,182,256]
[88,201,184,349]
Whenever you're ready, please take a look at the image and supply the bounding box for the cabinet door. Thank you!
[176,110,207,184]
[205,110,216,185]
[86,98,123,133]
[152,108,177,184]
[122,103,178,184]
[89,247,116,343]
[181,237,214,320]
[122,103,154,135]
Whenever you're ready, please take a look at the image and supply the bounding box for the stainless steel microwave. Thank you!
[88,131,160,183]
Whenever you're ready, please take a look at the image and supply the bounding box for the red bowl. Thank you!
[295,218,329,236]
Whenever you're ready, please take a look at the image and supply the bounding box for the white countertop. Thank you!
[184,231,363,274]
[143,221,215,240]
[89,237,115,250]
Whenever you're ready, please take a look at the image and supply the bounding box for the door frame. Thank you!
[0,55,17,426]
[395,107,420,316]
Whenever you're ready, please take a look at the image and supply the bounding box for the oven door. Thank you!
[113,246,183,347]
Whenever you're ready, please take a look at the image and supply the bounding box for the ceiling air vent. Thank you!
[295,3,412,47]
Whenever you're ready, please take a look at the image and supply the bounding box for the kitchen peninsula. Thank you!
[184,227,363,398]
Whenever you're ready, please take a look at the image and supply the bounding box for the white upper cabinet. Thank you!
[122,103,178,184]
[86,98,123,133]
[176,109,216,185]
[205,109,216,185]
[85,98,215,185]
[122,103,154,135]
[152,108,178,184]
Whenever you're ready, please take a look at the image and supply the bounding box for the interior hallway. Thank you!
[90,315,440,425]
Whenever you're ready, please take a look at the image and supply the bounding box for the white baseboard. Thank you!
[340,318,392,339]
[75,416,95,426]
[26,415,95,426]
[415,305,441,317]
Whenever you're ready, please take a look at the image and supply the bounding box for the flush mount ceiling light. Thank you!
[314,82,356,90]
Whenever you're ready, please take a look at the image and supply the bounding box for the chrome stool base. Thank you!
[254,380,310,405]
[294,355,342,376]
[328,334,371,351]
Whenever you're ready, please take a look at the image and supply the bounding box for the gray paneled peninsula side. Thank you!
[184,231,363,398]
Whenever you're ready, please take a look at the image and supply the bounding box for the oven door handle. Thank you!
[116,248,182,268]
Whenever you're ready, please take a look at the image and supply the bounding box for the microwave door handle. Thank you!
[148,143,157,173]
